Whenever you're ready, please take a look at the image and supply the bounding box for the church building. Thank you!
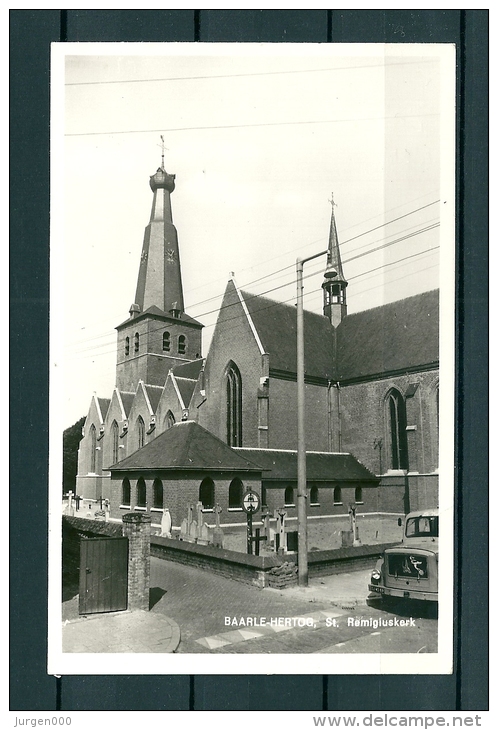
[75,157,439,531]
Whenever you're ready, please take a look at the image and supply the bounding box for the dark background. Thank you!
[10,9,488,711]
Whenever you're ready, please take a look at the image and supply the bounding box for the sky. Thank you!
[52,43,455,428]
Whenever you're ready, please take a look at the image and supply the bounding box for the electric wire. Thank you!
[66,112,439,138]
[65,201,440,349]
[66,58,437,87]
[65,243,439,362]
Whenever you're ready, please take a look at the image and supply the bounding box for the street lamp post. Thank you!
[296,252,337,587]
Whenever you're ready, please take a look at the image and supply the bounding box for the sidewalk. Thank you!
[61,560,374,654]
[62,609,181,653]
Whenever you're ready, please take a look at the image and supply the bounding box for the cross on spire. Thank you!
[328,192,337,209]
[157,135,169,169]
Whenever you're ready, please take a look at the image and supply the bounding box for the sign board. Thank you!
[242,490,260,514]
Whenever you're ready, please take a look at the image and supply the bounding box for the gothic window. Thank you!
[163,331,170,352]
[89,424,97,473]
[178,334,186,355]
[137,416,145,449]
[310,485,319,505]
[284,486,294,506]
[134,332,139,353]
[111,420,119,464]
[355,487,363,504]
[226,361,242,447]
[333,486,342,505]
[125,337,130,356]
[387,389,408,470]
[199,478,215,510]
[165,410,176,430]
[152,479,163,509]
[121,478,131,506]
[136,478,146,508]
[228,478,243,509]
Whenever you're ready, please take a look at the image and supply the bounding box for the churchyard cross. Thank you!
[275,507,287,555]
[214,504,223,529]
[251,528,267,557]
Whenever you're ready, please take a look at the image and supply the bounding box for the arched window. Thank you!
[125,337,130,356]
[152,479,163,509]
[387,389,408,470]
[136,478,146,508]
[111,420,119,464]
[165,410,175,430]
[199,478,215,510]
[310,486,319,505]
[178,334,186,355]
[226,361,242,446]
[162,331,170,352]
[121,478,131,506]
[355,487,363,503]
[228,478,243,509]
[89,424,97,473]
[333,486,342,505]
[134,332,139,353]
[137,416,145,449]
[284,486,294,506]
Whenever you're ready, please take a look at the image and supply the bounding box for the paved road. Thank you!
[148,557,437,655]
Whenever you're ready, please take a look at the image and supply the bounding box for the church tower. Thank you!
[322,195,348,327]
[115,154,203,393]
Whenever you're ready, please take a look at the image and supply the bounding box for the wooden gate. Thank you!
[79,537,128,615]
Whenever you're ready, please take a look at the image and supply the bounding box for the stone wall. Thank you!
[150,534,397,586]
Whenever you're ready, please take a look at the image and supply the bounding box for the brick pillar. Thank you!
[122,512,151,612]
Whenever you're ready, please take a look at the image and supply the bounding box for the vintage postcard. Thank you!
[48,42,455,675]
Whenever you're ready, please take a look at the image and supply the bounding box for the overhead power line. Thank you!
[66,58,437,87]
[65,196,441,348]
[65,112,438,138]
[66,234,440,361]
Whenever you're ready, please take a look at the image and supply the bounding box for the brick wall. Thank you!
[339,370,439,475]
[268,377,330,451]
[122,512,151,611]
[109,472,413,527]
[198,283,263,446]
[110,470,262,527]
[263,481,380,519]
[151,535,397,586]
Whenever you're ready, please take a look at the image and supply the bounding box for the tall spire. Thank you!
[322,193,348,326]
[115,145,203,393]
[133,143,184,316]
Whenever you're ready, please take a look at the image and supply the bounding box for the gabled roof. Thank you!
[116,305,203,330]
[143,384,163,413]
[234,448,378,483]
[335,290,439,381]
[96,397,111,422]
[109,421,263,472]
[174,377,197,410]
[119,391,135,417]
[172,358,204,379]
[240,290,335,379]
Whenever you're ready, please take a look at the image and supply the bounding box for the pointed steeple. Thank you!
[133,149,184,317]
[115,146,203,393]
[322,194,348,326]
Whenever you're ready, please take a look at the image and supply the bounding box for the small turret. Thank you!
[322,194,348,326]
